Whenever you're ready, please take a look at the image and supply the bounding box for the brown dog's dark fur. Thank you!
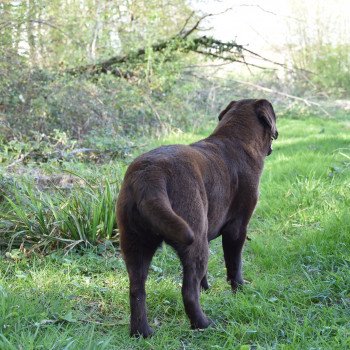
[117,99,278,337]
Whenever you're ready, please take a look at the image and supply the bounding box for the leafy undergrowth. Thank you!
[1,179,119,252]
[0,115,349,349]
[0,134,126,251]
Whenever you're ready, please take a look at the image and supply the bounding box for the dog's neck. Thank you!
[206,121,267,168]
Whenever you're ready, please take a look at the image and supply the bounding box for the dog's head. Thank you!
[217,99,278,156]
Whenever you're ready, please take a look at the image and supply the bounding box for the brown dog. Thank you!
[117,99,278,337]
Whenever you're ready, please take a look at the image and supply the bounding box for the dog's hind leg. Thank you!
[221,219,247,292]
[177,238,211,329]
[122,235,160,338]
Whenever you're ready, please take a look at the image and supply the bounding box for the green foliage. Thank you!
[0,130,77,166]
[285,1,350,98]
[308,44,350,97]
[289,44,350,98]
[0,55,219,142]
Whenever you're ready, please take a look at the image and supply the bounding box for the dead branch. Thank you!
[232,79,331,116]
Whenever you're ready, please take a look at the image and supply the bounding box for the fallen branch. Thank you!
[232,79,331,116]
[6,154,25,169]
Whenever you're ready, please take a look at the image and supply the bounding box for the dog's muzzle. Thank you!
[267,145,273,156]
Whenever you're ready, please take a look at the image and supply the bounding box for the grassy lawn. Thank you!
[0,115,349,349]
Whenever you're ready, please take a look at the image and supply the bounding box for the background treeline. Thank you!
[0,0,228,143]
[1,0,349,144]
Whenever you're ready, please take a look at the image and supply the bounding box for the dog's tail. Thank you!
[138,196,194,245]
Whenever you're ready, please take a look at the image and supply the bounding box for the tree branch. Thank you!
[67,6,305,78]
[180,7,234,39]
[179,11,196,36]
[232,79,330,116]
[181,13,214,39]
[67,34,245,76]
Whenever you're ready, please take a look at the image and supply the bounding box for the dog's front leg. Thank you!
[221,220,247,292]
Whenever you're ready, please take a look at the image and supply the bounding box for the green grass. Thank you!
[0,115,349,349]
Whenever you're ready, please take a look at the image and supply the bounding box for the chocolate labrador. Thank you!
[117,99,278,337]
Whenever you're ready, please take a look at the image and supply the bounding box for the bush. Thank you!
[288,44,350,98]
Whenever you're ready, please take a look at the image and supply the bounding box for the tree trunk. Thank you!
[26,0,37,65]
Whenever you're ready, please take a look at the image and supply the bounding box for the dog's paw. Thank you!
[191,317,212,330]
[230,278,245,293]
[130,325,154,338]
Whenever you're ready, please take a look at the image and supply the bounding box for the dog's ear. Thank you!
[218,101,236,121]
[254,99,278,139]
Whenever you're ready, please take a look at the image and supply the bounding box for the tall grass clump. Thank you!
[0,178,119,253]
